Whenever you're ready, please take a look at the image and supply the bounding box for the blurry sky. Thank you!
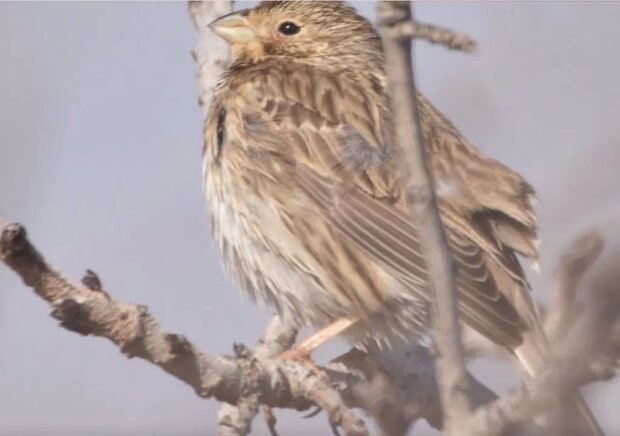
[1,2,619,435]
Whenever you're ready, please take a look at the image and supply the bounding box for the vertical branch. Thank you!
[377,1,472,432]
[188,0,233,114]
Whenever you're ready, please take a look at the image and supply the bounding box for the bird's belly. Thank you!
[205,164,341,325]
[204,164,428,347]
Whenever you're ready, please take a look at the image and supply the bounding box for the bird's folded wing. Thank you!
[295,165,526,347]
[236,63,528,346]
[417,94,539,259]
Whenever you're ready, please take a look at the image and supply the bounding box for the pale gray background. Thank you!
[1,2,619,435]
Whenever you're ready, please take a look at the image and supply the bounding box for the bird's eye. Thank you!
[278,21,301,36]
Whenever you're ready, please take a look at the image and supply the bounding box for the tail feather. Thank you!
[515,337,605,436]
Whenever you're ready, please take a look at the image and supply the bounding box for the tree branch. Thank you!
[217,315,298,436]
[188,0,233,112]
[377,2,473,431]
[373,4,477,52]
[0,220,368,436]
[545,230,604,340]
[4,215,615,435]
[399,20,477,53]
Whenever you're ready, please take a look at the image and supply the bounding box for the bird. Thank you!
[204,2,603,434]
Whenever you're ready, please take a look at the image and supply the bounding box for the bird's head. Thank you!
[209,1,383,72]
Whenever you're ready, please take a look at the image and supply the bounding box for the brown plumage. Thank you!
[204,2,601,432]
[205,0,536,347]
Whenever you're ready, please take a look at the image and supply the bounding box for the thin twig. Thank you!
[400,20,477,52]
[377,1,472,431]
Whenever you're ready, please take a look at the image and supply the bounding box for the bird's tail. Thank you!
[514,334,605,436]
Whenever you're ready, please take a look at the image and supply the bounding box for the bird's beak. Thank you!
[208,9,255,44]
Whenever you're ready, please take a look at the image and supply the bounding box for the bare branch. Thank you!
[218,316,298,436]
[373,2,476,52]
[6,216,614,435]
[401,20,477,52]
[545,230,604,340]
[377,1,472,430]
[0,220,370,436]
[0,221,287,406]
[188,0,233,111]
[254,316,298,360]
[0,215,506,435]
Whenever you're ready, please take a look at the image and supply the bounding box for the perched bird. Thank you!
[205,2,602,433]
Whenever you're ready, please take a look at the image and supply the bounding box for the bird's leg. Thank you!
[265,319,357,428]
[278,317,357,363]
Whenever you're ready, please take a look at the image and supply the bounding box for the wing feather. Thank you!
[418,94,539,258]
[231,61,530,347]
